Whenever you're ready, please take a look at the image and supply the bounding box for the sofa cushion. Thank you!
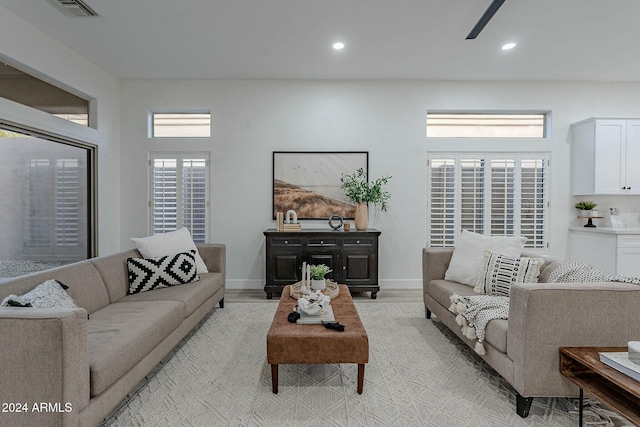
[127,251,199,295]
[474,251,543,296]
[119,272,224,316]
[430,279,509,354]
[445,230,527,287]
[132,228,208,274]
[484,319,508,353]
[91,249,141,303]
[429,279,477,309]
[87,300,185,396]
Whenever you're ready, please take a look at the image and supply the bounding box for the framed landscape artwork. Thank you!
[272,151,368,220]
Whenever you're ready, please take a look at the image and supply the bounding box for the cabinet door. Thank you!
[616,247,640,277]
[625,120,640,194]
[594,120,626,194]
[342,236,377,285]
[306,237,339,281]
[267,237,303,285]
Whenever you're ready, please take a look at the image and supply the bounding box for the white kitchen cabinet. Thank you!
[571,118,640,195]
[568,227,640,277]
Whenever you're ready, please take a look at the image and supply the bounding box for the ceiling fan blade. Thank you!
[466,0,506,40]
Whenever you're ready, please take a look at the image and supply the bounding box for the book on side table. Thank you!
[599,352,640,382]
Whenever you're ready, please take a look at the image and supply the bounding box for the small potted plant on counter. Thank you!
[575,200,598,217]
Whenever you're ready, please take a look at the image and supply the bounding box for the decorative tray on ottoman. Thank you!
[289,280,339,300]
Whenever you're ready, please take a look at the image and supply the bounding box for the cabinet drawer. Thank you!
[270,238,302,247]
[344,238,374,246]
[307,238,338,247]
[617,235,640,248]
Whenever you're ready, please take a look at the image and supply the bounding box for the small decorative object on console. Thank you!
[282,210,301,231]
[328,214,344,230]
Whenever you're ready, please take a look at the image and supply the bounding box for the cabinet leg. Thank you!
[370,291,378,299]
[266,292,273,300]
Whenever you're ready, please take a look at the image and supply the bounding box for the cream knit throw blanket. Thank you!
[449,262,640,355]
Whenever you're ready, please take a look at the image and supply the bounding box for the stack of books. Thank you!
[599,351,640,382]
[281,223,302,232]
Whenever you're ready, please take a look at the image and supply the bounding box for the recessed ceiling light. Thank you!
[332,42,345,50]
[502,42,516,50]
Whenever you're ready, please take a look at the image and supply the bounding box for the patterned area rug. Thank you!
[101,301,630,427]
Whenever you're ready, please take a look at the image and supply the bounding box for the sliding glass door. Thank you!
[0,127,94,278]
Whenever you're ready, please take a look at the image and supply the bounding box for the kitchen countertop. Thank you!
[569,226,640,234]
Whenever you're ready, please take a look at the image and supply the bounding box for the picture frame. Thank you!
[272,151,368,220]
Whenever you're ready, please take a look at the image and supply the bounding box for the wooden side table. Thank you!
[560,347,640,426]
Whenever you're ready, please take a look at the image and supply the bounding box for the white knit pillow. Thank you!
[474,251,543,296]
[444,230,527,287]
[132,228,208,274]
[0,279,77,309]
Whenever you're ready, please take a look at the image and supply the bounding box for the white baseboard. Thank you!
[225,278,422,290]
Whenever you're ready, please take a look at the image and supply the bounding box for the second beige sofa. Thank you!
[423,247,640,417]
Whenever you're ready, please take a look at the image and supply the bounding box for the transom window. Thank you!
[150,112,211,138]
[426,112,548,138]
[427,153,549,249]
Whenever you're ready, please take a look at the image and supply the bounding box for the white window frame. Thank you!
[149,152,210,243]
[427,152,550,250]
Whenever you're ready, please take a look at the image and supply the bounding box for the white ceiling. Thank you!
[1,0,640,81]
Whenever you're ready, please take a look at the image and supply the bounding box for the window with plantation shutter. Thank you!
[55,159,80,246]
[28,158,82,248]
[150,153,209,243]
[427,153,549,250]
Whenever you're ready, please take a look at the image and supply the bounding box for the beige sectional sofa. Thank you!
[0,244,225,427]
[423,247,640,417]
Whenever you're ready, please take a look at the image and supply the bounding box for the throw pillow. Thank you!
[444,230,527,287]
[0,279,78,308]
[127,250,200,295]
[474,250,544,296]
[131,227,208,274]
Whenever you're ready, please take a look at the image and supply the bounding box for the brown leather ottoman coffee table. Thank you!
[267,284,369,394]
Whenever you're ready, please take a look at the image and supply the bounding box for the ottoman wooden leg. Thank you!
[357,364,365,394]
[271,364,278,394]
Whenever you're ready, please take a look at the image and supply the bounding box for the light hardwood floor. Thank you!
[224,288,422,304]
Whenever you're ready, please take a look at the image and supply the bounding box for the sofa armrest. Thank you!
[197,243,226,275]
[507,281,640,397]
[0,308,89,427]
[422,248,454,292]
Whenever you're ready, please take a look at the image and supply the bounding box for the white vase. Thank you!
[311,279,326,291]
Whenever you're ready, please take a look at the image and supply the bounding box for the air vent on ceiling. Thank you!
[47,0,99,17]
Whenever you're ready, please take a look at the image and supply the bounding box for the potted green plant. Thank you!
[309,264,332,291]
[575,200,598,217]
[340,168,392,230]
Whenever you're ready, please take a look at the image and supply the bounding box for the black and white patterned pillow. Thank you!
[127,250,199,295]
[474,250,543,296]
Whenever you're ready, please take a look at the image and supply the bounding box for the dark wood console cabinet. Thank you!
[263,228,381,299]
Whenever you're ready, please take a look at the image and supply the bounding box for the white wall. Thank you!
[0,5,121,256]
[119,79,640,290]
